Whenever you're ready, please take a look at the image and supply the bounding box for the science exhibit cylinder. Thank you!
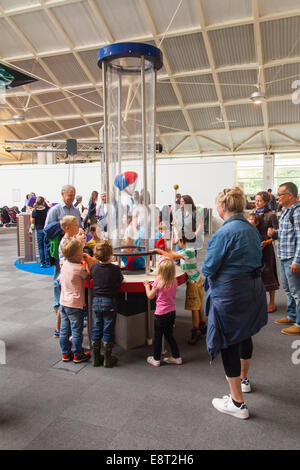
[98,43,163,265]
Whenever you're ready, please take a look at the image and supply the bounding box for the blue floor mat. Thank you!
[14,260,54,275]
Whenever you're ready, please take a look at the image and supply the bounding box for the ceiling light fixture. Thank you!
[251,66,265,105]
[250,89,265,104]
[12,114,25,123]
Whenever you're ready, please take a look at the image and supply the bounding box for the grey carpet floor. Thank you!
[0,228,299,450]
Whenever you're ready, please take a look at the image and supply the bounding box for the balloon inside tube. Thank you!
[114,171,138,196]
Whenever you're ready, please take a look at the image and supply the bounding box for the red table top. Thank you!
[85,269,187,293]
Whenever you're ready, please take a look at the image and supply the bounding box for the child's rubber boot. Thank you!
[103,342,118,368]
[91,341,103,367]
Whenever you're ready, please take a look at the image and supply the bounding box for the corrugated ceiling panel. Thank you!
[175,74,218,104]
[6,58,56,92]
[270,131,295,146]
[157,110,189,133]
[38,91,72,117]
[147,0,199,33]
[261,17,300,62]
[197,135,225,151]
[275,128,300,141]
[265,63,300,97]
[0,106,12,120]
[241,132,265,148]
[52,3,106,48]
[7,122,37,139]
[232,128,261,146]
[218,69,258,100]
[202,0,252,25]
[226,103,264,127]
[157,82,179,107]
[23,102,49,120]
[268,100,300,125]
[0,0,40,11]
[95,0,151,41]
[162,134,189,152]
[32,120,61,136]
[176,136,198,153]
[5,94,28,110]
[162,33,210,73]
[42,54,91,86]
[209,24,256,67]
[56,118,95,139]
[0,18,31,58]
[188,107,225,131]
[71,89,103,115]
[200,130,229,145]
[12,10,67,54]
[259,0,300,16]
[78,50,102,83]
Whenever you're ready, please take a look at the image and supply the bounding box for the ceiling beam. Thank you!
[272,129,300,146]
[140,0,202,154]
[195,0,234,151]
[234,130,263,151]
[252,0,271,150]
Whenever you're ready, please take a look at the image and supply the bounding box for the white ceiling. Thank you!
[1,0,300,163]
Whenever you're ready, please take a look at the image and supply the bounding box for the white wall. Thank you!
[0,156,235,215]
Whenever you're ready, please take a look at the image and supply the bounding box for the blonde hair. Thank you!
[61,238,82,260]
[94,240,113,262]
[215,187,246,214]
[157,258,176,289]
[60,215,78,230]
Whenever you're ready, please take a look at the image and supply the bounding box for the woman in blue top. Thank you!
[202,187,268,420]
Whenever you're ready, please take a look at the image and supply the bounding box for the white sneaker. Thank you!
[241,378,251,393]
[225,375,252,393]
[163,356,183,365]
[212,395,249,419]
[147,356,160,367]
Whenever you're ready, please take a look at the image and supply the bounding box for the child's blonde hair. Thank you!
[94,240,113,262]
[61,238,82,260]
[157,258,176,289]
[60,215,78,230]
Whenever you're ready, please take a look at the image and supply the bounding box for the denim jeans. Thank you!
[153,311,180,361]
[53,258,61,309]
[280,259,300,327]
[59,306,84,356]
[91,297,117,343]
[36,229,49,265]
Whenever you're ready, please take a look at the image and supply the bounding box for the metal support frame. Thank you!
[141,55,150,276]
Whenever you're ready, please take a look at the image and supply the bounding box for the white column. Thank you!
[263,153,274,190]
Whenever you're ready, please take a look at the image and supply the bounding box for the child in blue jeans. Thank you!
[90,240,124,368]
[59,238,90,363]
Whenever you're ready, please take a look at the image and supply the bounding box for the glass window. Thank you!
[274,154,300,190]
[235,155,263,194]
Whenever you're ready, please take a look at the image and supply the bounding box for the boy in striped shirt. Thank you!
[154,233,206,345]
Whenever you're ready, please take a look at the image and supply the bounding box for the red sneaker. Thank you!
[73,352,91,363]
[62,353,73,362]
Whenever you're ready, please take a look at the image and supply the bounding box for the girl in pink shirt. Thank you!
[144,258,182,367]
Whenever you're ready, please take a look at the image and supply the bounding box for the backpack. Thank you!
[289,202,300,226]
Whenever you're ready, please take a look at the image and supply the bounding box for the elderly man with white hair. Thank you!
[45,185,82,337]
